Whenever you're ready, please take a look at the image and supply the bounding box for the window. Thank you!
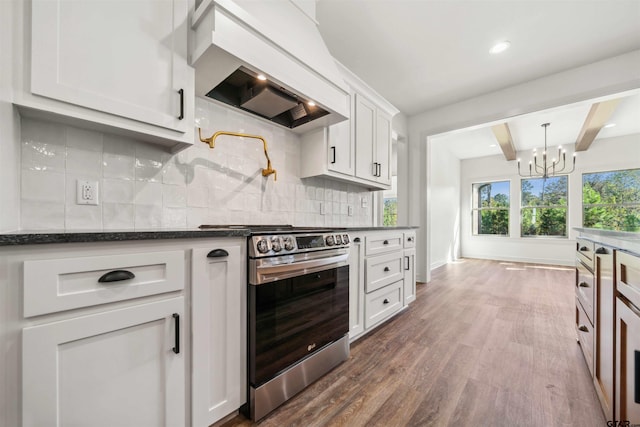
[582,168,640,232]
[383,175,398,226]
[472,181,510,235]
[383,198,397,226]
[521,176,567,237]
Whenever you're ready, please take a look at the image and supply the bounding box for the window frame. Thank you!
[520,175,569,238]
[471,180,511,237]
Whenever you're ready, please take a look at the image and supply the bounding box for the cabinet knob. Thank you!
[578,282,589,288]
[579,246,589,252]
[595,247,608,254]
[578,325,588,332]
[383,299,390,304]
[384,267,390,272]
[407,237,413,242]
[383,240,389,245]
[207,249,229,258]
[98,270,135,283]
[353,237,361,243]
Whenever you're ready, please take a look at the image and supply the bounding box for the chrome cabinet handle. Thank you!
[207,249,229,258]
[172,313,180,354]
[578,325,588,332]
[98,270,135,283]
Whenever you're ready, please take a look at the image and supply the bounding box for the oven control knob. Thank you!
[256,239,270,254]
[325,235,335,246]
[342,234,350,244]
[271,237,282,252]
[334,235,342,245]
[283,236,295,251]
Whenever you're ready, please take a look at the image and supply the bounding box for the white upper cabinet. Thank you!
[300,63,398,190]
[15,0,194,151]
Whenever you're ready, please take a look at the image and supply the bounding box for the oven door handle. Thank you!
[253,253,349,285]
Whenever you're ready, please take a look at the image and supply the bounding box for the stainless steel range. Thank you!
[245,227,350,421]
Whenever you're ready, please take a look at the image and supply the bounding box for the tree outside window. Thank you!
[521,176,567,237]
[383,198,397,226]
[582,168,640,232]
[472,181,510,235]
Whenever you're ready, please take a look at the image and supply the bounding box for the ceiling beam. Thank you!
[490,123,517,161]
[574,99,621,152]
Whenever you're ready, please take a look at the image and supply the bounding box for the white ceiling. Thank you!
[316,0,640,160]
[316,0,640,116]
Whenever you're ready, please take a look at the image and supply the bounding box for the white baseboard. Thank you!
[460,252,574,267]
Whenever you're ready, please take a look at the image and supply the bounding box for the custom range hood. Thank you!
[190,0,349,133]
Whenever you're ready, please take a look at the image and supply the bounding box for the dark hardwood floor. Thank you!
[221,258,605,427]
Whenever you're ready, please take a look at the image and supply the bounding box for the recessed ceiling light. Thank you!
[257,74,267,81]
[604,123,616,128]
[489,144,497,147]
[489,41,511,54]
[308,101,316,107]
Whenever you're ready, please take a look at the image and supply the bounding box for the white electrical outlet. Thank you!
[76,180,99,205]
[348,205,354,216]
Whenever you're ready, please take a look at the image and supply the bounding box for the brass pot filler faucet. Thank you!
[198,128,277,181]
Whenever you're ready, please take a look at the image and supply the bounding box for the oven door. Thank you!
[248,264,349,387]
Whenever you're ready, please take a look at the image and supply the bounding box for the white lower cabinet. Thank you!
[348,234,365,340]
[403,248,416,305]
[22,297,185,427]
[191,242,246,426]
[349,229,416,342]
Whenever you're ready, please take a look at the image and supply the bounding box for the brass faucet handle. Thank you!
[262,168,277,181]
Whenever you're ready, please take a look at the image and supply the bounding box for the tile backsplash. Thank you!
[20,99,374,230]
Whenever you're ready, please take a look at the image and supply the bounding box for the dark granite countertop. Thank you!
[0,226,419,246]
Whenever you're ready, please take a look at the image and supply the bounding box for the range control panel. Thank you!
[249,233,350,258]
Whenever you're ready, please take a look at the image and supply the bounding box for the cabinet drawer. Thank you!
[403,231,416,249]
[576,260,595,324]
[24,250,185,317]
[616,250,640,309]
[365,251,404,293]
[365,280,403,329]
[365,233,403,256]
[577,238,595,272]
[576,298,594,377]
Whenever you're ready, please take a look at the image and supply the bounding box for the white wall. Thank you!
[458,134,640,266]
[408,50,640,282]
[429,143,460,269]
[0,0,20,232]
[19,98,374,230]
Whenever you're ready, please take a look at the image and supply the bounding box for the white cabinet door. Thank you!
[192,243,245,426]
[348,234,365,340]
[354,93,376,182]
[31,0,190,134]
[327,120,354,176]
[615,298,640,424]
[403,248,416,305]
[22,297,185,427]
[375,110,392,185]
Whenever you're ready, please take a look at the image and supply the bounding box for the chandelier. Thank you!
[517,123,576,179]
